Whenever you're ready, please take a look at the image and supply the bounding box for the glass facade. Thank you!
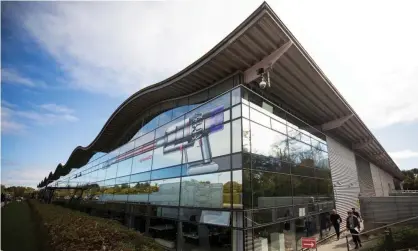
[52,81,334,250]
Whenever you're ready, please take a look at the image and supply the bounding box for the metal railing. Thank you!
[345,215,418,250]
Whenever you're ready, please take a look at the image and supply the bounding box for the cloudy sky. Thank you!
[2,0,418,188]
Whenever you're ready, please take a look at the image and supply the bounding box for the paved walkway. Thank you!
[318,222,365,251]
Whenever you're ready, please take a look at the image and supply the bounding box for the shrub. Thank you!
[371,226,418,251]
[29,200,162,251]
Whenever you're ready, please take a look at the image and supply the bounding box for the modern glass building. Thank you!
[41,2,403,251]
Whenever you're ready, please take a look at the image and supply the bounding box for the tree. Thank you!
[402,168,418,190]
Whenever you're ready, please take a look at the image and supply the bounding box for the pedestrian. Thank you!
[352,208,362,222]
[346,211,362,249]
[330,209,342,240]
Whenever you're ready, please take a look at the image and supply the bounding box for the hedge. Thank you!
[29,200,163,251]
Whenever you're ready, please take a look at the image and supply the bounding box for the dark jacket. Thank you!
[346,215,360,230]
[330,213,342,225]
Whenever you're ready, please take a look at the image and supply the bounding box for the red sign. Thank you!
[301,237,317,249]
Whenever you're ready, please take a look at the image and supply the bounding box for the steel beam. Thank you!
[352,138,373,150]
[244,40,293,83]
[321,114,354,131]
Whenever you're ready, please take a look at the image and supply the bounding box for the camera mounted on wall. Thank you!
[257,67,271,89]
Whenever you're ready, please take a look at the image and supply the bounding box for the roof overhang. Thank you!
[48,1,403,185]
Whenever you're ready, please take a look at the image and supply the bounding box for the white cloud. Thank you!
[1,67,46,88]
[1,163,54,188]
[39,103,74,115]
[390,150,418,160]
[1,102,78,134]
[1,107,27,134]
[17,0,418,129]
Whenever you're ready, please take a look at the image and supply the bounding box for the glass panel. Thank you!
[158,110,173,127]
[172,105,189,119]
[242,104,249,119]
[250,108,270,127]
[292,165,315,177]
[288,139,314,167]
[184,122,230,166]
[116,158,133,177]
[250,122,289,162]
[115,175,130,185]
[251,171,293,208]
[104,163,118,180]
[129,171,151,183]
[149,177,180,206]
[242,119,250,153]
[112,184,129,202]
[131,152,153,174]
[182,155,231,176]
[152,145,183,171]
[232,119,242,153]
[180,222,231,251]
[149,206,178,219]
[127,181,151,203]
[232,170,243,209]
[232,153,242,170]
[232,105,241,119]
[253,222,296,251]
[224,109,230,122]
[231,87,241,106]
[180,171,231,208]
[271,119,287,134]
[292,176,318,197]
[151,165,182,180]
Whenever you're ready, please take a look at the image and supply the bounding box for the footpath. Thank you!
[1,201,40,251]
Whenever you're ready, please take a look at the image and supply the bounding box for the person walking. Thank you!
[330,209,342,240]
[352,208,362,222]
[346,211,362,249]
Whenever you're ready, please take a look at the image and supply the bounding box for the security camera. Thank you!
[259,79,267,89]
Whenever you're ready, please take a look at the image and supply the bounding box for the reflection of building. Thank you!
[41,2,403,251]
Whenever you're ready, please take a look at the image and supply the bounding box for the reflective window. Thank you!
[232,170,243,209]
[116,175,131,185]
[232,105,241,119]
[151,165,182,180]
[152,145,182,170]
[149,178,180,206]
[180,171,231,208]
[182,155,231,177]
[232,119,242,153]
[253,222,296,251]
[250,108,270,127]
[250,122,289,162]
[251,171,293,208]
[127,181,152,203]
[184,122,231,165]
[288,139,313,167]
[172,105,189,119]
[292,176,317,197]
[313,149,329,170]
[271,119,287,135]
[131,152,153,174]
[243,119,251,153]
[104,178,116,186]
[104,163,118,180]
[116,158,133,177]
[232,153,242,170]
[158,110,173,127]
[180,222,231,250]
[242,104,249,119]
[231,87,241,106]
[130,171,151,183]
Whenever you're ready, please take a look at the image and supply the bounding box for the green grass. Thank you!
[1,201,39,251]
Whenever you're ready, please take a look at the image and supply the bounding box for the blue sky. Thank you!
[2,0,418,188]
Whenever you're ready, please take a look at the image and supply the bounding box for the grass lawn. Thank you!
[1,201,39,251]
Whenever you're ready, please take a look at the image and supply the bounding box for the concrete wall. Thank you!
[356,155,376,197]
[327,136,361,216]
[370,163,395,196]
[359,196,418,230]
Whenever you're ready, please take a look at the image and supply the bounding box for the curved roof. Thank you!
[47,2,402,185]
